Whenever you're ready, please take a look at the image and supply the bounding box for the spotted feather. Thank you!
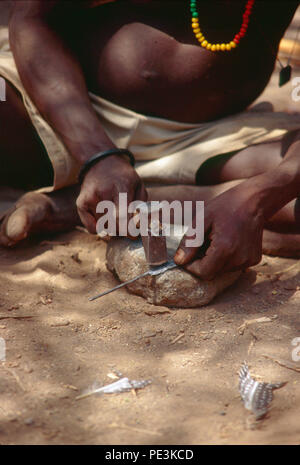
[239,362,286,419]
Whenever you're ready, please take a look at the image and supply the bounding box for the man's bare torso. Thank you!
[58,0,298,123]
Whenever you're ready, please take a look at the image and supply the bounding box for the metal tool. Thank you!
[89,259,177,301]
[90,203,177,301]
[141,225,168,266]
[138,201,168,266]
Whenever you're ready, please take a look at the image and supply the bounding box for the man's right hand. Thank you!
[76,154,148,235]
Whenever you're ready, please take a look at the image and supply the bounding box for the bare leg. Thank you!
[0,80,81,246]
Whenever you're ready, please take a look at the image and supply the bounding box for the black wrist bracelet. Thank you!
[78,148,135,184]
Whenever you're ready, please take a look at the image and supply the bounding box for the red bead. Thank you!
[239,31,246,38]
[234,38,239,44]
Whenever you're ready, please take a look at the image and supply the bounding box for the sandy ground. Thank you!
[0,4,300,446]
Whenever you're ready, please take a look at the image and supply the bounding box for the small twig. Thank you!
[63,384,78,391]
[131,389,137,397]
[0,315,34,320]
[262,354,300,373]
[274,263,299,276]
[169,333,185,345]
[75,391,95,401]
[5,368,26,392]
[238,316,276,335]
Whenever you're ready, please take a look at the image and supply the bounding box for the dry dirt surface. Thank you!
[0,5,300,446]
[0,231,300,445]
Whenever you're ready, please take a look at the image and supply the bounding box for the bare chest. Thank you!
[69,1,297,122]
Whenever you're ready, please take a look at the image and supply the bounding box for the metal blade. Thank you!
[148,259,177,275]
[89,259,177,301]
[89,270,150,301]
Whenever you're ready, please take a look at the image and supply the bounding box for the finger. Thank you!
[112,184,133,236]
[100,234,111,243]
[124,183,149,240]
[219,260,249,274]
[94,186,114,221]
[76,203,97,234]
[135,183,148,202]
[174,214,212,265]
[222,252,262,274]
[184,245,229,280]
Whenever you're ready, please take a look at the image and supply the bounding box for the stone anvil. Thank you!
[106,226,241,308]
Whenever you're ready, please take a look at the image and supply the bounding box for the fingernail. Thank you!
[175,248,186,265]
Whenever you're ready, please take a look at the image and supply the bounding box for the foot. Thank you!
[263,229,300,258]
[0,186,81,247]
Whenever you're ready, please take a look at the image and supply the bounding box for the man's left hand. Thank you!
[174,185,265,279]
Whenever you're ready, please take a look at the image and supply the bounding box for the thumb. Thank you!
[174,232,200,265]
[174,214,211,265]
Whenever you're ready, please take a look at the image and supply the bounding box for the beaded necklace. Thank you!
[190,0,255,52]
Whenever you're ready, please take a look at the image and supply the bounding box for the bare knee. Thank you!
[197,141,283,185]
[0,77,53,189]
[281,129,300,157]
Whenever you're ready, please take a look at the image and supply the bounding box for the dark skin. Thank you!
[1,0,300,280]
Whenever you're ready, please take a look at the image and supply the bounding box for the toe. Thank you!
[5,206,30,242]
[0,193,51,247]
[263,229,300,258]
[0,206,29,247]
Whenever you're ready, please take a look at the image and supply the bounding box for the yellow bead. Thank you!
[198,36,205,43]
[226,43,232,51]
[201,40,208,47]
[192,18,199,23]
[195,32,202,38]
[230,41,237,48]
[192,23,199,29]
[194,28,201,33]
[206,43,212,50]
[216,44,220,51]
[220,43,226,51]
[211,44,216,51]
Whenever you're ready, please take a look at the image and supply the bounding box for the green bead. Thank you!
[279,65,292,87]
[192,12,199,17]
